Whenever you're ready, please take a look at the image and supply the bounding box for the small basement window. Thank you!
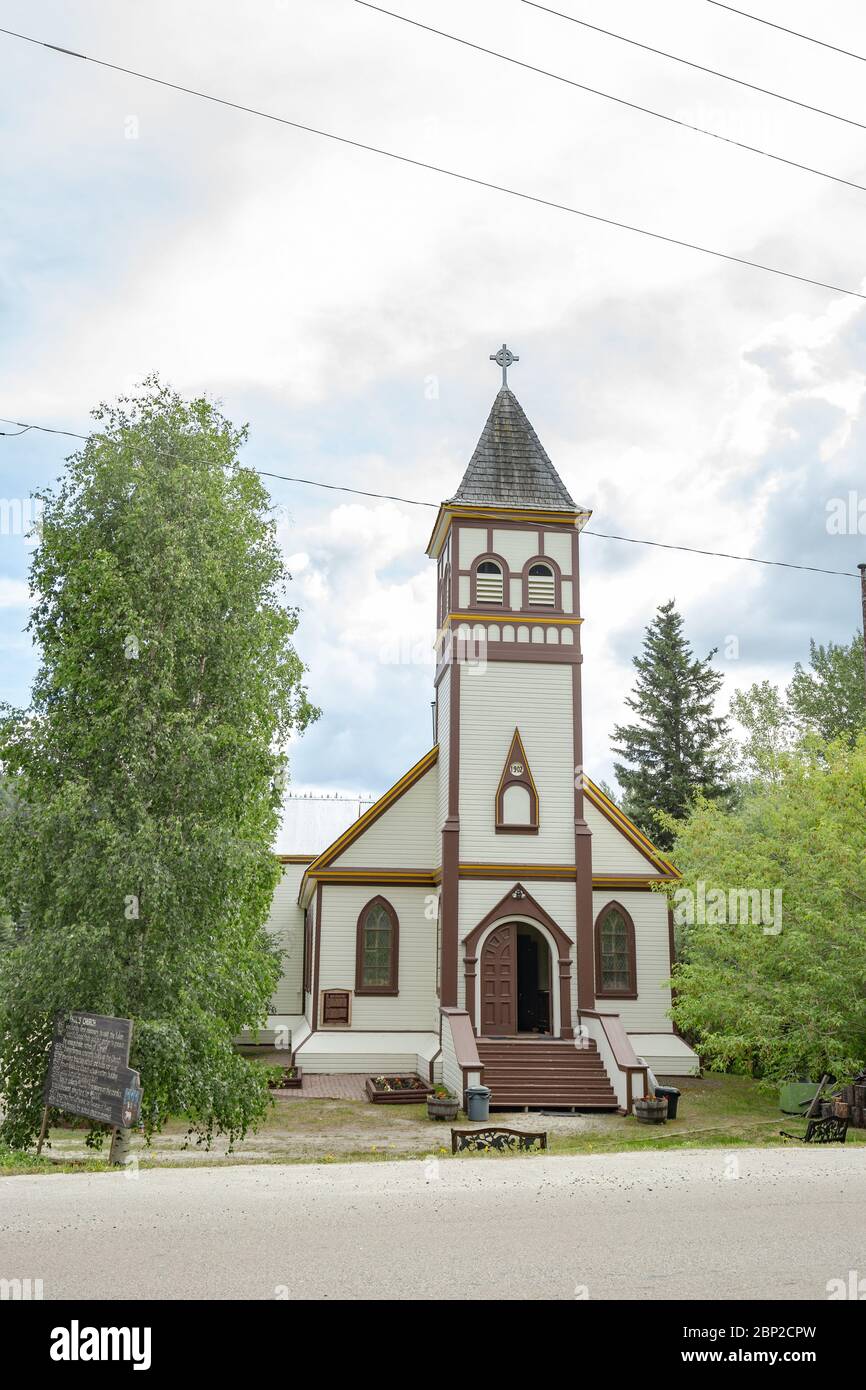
[321,989,352,1026]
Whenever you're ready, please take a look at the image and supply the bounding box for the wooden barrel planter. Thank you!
[427,1091,459,1122]
[634,1096,668,1125]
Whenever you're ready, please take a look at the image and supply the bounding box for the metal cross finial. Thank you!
[490,342,519,389]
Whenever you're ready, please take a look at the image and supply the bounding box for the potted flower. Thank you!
[634,1093,668,1125]
[427,1084,459,1122]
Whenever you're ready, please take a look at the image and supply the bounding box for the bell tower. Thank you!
[427,347,595,1028]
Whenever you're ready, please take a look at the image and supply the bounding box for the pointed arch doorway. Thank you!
[480,921,553,1036]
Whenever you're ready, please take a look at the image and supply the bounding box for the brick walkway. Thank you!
[274,1073,368,1101]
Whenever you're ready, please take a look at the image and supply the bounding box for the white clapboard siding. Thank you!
[459,662,574,863]
[331,764,437,869]
[317,884,438,1031]
[491,527,536,571]
[592,890,672,1031]
[455,527,487,569]
[297,1030,440,1075]
[540,531,573,574]
[266,862,307,1014]
[585,801,662,875]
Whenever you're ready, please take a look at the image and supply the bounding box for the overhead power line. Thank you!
[523,1,866,132]
[0,415,859,578]
[0,26,864,300]
[704,2,866,64]
[356,3,866,197]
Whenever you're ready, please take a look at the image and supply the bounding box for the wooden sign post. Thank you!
[39,1012,142,1161]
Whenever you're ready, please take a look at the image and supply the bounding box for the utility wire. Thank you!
[1,415,859,578]
[523,1,866,132]
[704,2,866,64]
[357,2,866,196]
[0,26,864,300]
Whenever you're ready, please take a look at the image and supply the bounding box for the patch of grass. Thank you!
[5,1074,862,1174]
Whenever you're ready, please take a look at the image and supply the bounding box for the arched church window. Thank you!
[594,902,637,999]
[526,561,556,607]
[474,558,504,606]
[355,896,399,995]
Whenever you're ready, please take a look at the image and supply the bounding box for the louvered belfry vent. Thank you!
[527,563,555,606]
[476,559,503,604]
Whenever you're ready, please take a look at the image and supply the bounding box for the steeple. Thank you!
[451,387,577,512]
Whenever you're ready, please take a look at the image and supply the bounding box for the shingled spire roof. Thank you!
[450,387,577,511]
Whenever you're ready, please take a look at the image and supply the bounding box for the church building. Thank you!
[265,348,698,1109]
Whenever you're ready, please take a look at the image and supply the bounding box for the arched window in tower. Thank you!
[355,896,400,995]
[495,729,539,833]
[594,902,637,999]
[525,561,556,607]
[473,557,504,606]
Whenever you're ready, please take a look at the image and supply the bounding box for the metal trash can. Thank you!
[654,1084,680,1120]
[466,1085,491,1122]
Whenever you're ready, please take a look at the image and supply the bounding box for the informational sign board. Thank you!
[44,1012,142,1129]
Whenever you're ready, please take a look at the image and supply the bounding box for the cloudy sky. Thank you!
[1,0,865,825]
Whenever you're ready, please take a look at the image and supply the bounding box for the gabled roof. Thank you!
[450,388,579,512]
[583,777,680,879]
[298,746,438,903]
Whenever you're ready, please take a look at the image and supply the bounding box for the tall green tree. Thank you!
[665,735,866,1083]
[787,635,866,744]
[612,600,731,849]
[730,634,866,784]
[0,379,317,1150]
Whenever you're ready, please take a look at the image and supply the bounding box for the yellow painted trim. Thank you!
[307,869,440,885]
[446,612,584,626]
[583,777,680,878]
[301,746,439,889]
[426,504,592,557]
[592,874,677,888]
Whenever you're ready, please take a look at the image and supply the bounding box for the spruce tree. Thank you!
[611,600,731,849]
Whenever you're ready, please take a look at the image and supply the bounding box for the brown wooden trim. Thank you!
[354,895,400,995]
[307,868,439,885]
[459,862,575,879]
[594,899,638,1000]
[440,657,460,1007]
[592,873,676,888]
[302,905,312,994]
[277,854,316,864]
[426,505,591,560]
[572,651,595,1011]
[463,885,574,1039]
[311,882,323,1031]
[495,728,539,833]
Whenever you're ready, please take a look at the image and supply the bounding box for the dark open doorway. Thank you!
[516,924,552,1034]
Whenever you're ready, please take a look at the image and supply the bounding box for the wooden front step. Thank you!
[477,1038,618,1110]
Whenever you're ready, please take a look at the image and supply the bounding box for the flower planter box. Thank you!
[365,1075,433,1105]
[427,1093,460,1122]
[634,1097,668,1125]
[268,1066,302,1090]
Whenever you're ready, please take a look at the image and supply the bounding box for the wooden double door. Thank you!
[480,922,551,1036]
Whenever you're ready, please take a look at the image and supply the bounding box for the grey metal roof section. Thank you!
[275,796,375,855]
[451,388,578,511]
